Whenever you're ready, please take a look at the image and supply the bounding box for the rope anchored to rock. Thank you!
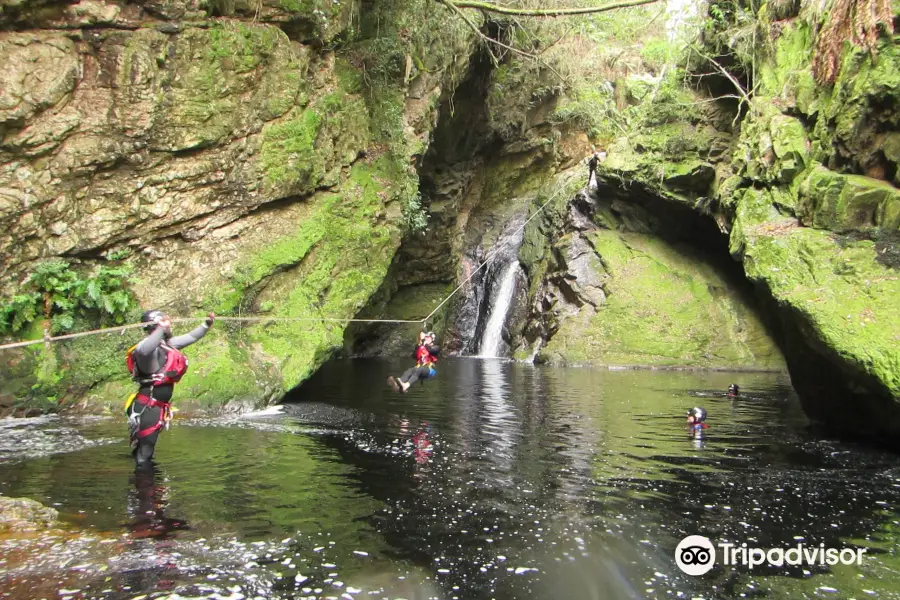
[0,180,570,353]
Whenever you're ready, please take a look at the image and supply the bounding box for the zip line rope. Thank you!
[421,180,569,323]
[0,180,570,353]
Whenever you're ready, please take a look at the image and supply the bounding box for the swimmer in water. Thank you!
[686,407,708,436]
[727,384,739,397]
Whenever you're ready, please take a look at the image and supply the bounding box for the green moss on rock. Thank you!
[230,160,402,388]
[119,22,305,152]
[539,231,784,369]
[260,90,369,196]
[736,225,900,399]
[797,165,900,232]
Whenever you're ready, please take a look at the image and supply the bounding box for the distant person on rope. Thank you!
[387,331,440,393]
[587,151,606,188]
[125,310,215,468]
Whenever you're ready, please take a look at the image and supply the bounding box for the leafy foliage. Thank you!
[700,0,761,80]
[401,177,430,234]
[0,260,138,336]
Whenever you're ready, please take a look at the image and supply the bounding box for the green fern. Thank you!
[0,260,138,336]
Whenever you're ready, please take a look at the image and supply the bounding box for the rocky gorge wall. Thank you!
[1,0,897,449]
[573,1,900,444]
[348,26,786,371]
[350,0,899,444]
[0,0,475,413]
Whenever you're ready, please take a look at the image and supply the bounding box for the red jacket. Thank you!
[415,345,437,366]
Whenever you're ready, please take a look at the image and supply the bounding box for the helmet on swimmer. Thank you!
[687,407,707,422]
[728,383,739,395]
[140,309,166,334]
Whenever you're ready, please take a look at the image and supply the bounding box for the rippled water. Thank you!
[2,359,900,600]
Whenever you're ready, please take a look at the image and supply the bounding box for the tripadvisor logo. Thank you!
[675,535,716,576]
[674,535,868,576]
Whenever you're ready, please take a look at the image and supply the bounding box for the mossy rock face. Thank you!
[117,23,306,153]
[346,282,451,358]
[733,219,900,441]
[797,166,900,233]
[757,20,818,112]
[714,13,900,443]
[537,230,784,370]
[759,16,900,179]
[732,101,810,186]
[235,160,403,390]
[259,90,369,197]
[0,0,477,410]
[597,123,721,206]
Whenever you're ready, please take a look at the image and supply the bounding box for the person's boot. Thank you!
[400,380,410,393]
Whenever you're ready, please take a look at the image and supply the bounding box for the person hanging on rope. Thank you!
[125,310,214,468]
[387,330,440,393]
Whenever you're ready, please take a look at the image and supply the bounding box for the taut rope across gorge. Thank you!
[0,181,570,353]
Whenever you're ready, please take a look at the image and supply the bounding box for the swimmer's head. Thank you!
[686,407,707,424]
[728,384,739,396]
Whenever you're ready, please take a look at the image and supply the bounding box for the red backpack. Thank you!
[126,343,189,386]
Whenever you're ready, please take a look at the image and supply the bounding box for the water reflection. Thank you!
[0,361,899,600]
[125,465,190,541]
[478,357,517,463]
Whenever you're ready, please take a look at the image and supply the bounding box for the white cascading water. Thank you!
[478,261,520,358]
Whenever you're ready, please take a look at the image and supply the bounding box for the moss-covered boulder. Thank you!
[0,495,59,532]
[797,166,900,232]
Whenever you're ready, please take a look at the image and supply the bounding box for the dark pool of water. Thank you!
[2,359,900,600]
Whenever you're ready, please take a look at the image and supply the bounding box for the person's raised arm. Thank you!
[168,313,215,349]
[135,324,166,357]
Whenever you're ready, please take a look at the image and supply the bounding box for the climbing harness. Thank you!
[127,392,172,440]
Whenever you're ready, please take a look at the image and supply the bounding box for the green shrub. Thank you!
[0,260,138,336]
[401,184,429,235]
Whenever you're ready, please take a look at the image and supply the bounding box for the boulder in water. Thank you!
[0,496,59,532]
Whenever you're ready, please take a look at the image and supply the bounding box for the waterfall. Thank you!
[478,260,520,358]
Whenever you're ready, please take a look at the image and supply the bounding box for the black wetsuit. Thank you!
[588,155,598,185]
[129,323,208,467]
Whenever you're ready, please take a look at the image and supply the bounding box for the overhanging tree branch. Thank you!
[437,0,568,82]
[446,0,661,17]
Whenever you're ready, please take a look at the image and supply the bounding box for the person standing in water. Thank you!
[125,310,214,467]
[388,331,440,393]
